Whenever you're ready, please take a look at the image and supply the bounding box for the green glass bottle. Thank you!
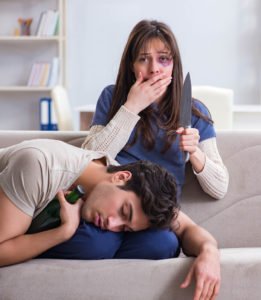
[27,185,85,234]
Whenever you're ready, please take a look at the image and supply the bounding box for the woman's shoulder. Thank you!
[97,84,115,106]
[191,98,216,138]
[192,98,211,118]
[100,84,115,97]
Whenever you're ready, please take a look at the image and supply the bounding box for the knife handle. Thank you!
[183,151,189,162]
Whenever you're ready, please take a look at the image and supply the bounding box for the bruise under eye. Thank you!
[158,55,173,66]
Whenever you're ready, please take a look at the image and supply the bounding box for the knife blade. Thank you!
[179,72,192,162]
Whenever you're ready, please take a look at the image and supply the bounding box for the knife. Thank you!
[179,72,192,162]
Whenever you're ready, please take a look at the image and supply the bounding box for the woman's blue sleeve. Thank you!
[92,85,114,126]
[192,99,216,142]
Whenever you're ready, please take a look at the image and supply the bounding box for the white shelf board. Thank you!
[0,86,52,92]
[233,104,261,113]
[0,36,61,42]
[74,104,96,112]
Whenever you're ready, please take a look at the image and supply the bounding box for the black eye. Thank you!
[159,56,172,63]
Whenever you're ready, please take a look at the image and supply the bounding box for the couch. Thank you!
[0,130,260,300]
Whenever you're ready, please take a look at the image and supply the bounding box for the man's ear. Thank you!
[111,171,132,185]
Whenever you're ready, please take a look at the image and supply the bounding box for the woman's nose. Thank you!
[107,216,124,232]
[149,59,160,74]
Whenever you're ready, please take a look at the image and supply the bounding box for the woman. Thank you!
[82,19,229,199]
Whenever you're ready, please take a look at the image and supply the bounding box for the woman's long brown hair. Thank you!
[108,20,212,152]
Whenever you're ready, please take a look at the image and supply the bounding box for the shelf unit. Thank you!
[75,104,261,131]
[0,0,66,130]
[233,105,261,130]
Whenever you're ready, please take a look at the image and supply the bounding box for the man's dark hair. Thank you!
[107,160,179,229]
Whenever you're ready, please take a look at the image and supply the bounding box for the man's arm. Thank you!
[0,191,82,267]
[0,225,73,267]
[172,211,220,300]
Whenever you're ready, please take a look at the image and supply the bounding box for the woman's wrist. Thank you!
[124,102,141,115]
[189,147,206,173]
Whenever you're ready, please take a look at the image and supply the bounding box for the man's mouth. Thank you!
[94,213,105,230]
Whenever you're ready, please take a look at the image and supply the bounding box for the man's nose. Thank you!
[107,216,124,232]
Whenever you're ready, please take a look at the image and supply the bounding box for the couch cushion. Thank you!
[1,248,261,300]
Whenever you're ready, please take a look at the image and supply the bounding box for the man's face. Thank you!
[81,181,150,232]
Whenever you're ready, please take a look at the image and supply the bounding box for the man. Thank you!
[0,139,220,300]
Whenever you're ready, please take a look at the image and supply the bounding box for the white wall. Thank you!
[0,0,260,130]
[67,0,261,129]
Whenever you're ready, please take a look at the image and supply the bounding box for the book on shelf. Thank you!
[27,62,50,86]
[39,98,58,131]
[35,10,59,36]
[48,57,59,87]
[27,62,40,86]
[40,63,51,86]
[27,57,59,87]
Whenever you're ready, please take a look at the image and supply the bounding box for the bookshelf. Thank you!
[0,0,66,130]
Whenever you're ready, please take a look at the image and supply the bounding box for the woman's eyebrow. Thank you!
[139,52,150,55]
[139,50,170,55]
[157,50,171,54]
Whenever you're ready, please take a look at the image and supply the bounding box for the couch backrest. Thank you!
[0,131,87,148]
[181,130,261,248]
[0,130,260,248]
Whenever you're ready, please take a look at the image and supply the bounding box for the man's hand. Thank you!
[56,191,83,239]
[180,244,220,300]
[172,212,221,300]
